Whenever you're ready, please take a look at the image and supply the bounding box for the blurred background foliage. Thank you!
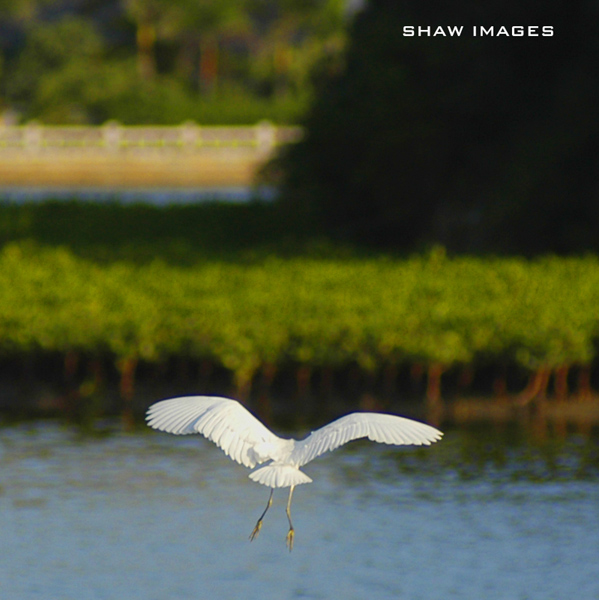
[0,0,350,124]
[273,0,599,256]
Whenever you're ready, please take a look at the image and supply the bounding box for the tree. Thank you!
[0,0,49,107]
[275,0,599,255]
[6,16,105,120]
[175,0,251,94]
[248,0,347,99]
[123,0,180,79]
[0,0,351,124]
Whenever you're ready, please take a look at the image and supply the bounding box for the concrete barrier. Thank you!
[0,122,302,187]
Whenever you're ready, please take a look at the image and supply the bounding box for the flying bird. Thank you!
[146,395,443,550]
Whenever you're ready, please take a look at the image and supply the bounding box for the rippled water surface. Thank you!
[1,422,598,600]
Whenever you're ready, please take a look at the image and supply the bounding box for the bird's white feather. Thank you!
[147,396,443,477]
[146,396,282,468]
[290,412,443,467]
[249,464,312,488]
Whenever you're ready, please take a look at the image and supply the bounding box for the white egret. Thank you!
[146,395,443,550]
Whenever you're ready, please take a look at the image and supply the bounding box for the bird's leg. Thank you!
[285,485,295,551]
[249,488,273,542]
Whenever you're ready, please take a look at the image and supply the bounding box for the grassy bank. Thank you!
[0,200,300,262]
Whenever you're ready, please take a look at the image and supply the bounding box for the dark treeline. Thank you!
[0,0,350,124]
[273,0,599,256]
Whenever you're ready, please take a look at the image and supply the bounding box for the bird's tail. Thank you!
[249,464,312,488]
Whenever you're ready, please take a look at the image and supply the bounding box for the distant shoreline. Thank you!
[0,151,263,188]
[0,123,300,189]
[0,185,268,204]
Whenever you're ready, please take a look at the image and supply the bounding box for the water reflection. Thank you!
[396,425,599,483]
[0,422,598,600]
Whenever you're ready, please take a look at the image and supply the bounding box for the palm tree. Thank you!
[123,0,180,79]
[175,0,251,94]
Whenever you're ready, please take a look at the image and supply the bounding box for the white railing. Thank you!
[0,121,303,156]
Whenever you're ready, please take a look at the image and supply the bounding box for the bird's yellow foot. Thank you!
[249,520,263,542]
[286,528,294,552]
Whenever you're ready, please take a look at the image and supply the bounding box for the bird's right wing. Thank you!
[290,412,443,467]
[146,396,281,468]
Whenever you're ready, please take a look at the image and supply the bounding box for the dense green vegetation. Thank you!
[1,221,599,406]
[0,0,348,124]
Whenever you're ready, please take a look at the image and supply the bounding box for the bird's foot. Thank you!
[249,520,263,542]
[286,528,294,552]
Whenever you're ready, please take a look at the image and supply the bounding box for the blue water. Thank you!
[0,186,275,205]
[1,422,598,600]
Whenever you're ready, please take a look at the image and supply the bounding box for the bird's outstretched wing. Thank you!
[146,396,281,468]
[290,412,442,467]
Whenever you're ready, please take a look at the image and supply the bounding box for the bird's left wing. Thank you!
[290,412,442,467]
[146,396,281,468]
